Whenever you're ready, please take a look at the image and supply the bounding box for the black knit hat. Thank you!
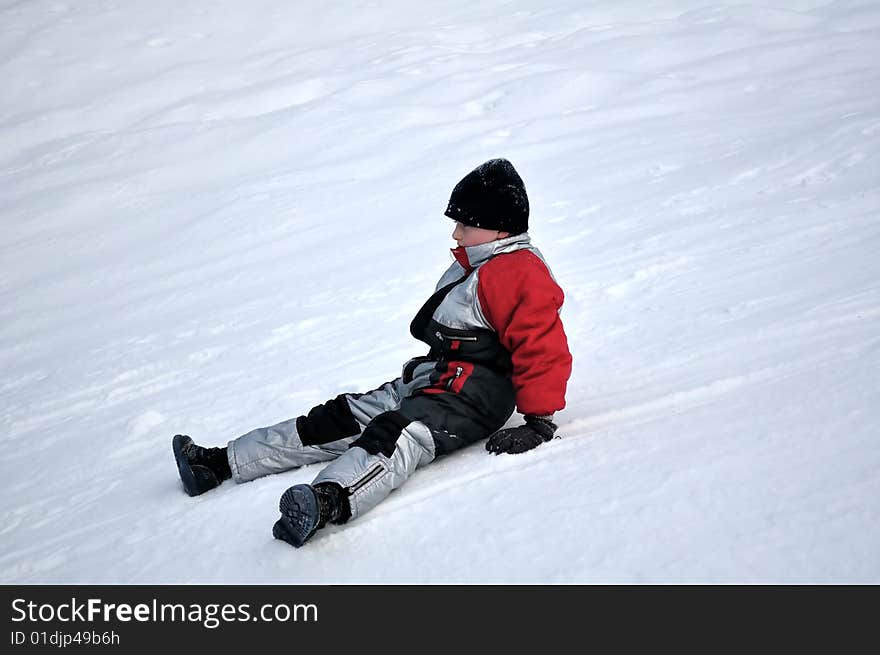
[444,158,529,234]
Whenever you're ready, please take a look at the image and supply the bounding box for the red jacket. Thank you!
[449,241,572,416]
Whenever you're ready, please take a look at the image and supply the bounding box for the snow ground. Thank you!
[1,0,879,583]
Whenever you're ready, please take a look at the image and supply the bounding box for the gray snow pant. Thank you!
[226,358,515,520]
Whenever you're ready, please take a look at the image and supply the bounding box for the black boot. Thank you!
[272,482,349,548]
[172,434,232,497]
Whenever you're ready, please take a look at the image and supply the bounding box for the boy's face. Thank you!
[452,222,511,247]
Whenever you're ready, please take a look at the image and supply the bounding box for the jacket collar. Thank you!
[451,233,532,271]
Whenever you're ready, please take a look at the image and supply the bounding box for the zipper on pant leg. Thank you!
[348,464,385,494]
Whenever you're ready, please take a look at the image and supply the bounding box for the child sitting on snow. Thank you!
[172,158,573,547]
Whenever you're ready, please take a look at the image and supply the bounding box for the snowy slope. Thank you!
[1,0,879,583]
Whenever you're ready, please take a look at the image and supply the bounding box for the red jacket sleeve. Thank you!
[477,250,573,415]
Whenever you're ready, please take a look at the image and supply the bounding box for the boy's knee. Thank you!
[298,394,361,446]
[351,411,412,457]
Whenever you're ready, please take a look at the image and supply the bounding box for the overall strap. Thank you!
[409,267,477,343]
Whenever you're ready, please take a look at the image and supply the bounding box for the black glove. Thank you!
[486,415,557,455]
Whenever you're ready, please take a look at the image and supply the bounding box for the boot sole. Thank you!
[172,434,216,497]
[273,484,320,548]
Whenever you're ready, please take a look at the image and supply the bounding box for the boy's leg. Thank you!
[312,411,437,518]
[311,385,514,520]
[228,378,408,483]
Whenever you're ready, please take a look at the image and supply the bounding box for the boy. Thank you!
[172,158,573,547]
